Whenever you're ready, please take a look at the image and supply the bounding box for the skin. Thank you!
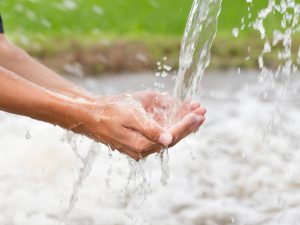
[0,34,206,160]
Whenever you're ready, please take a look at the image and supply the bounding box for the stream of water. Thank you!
[62,0,300,223]
[61,1,224,222]
[174,0,222,101]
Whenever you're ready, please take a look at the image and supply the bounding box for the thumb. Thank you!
[128,117,173,146]
[141,119,173,146]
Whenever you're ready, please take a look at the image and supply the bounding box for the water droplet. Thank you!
[232,28,239,37]
[163,65,172,71]
[25,131,31,140]
[161,71,168,78]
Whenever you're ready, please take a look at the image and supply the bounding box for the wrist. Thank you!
[64,87,97,102]
[43,91,94,130]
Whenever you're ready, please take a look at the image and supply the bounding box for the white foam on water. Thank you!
[1,72,300,225]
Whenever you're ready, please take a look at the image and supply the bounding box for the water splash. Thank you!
[159,148,170,185]
[62,0,223,218]
[65,131,84,162]
[122,158,151,206]
[60,142,100,225]
[174,0,223,101]
[25,130,31,140]
[151,0,223,185]
[234,0,300,135]
[105,145,113,188]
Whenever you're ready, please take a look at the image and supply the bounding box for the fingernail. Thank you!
[159,132,173,146]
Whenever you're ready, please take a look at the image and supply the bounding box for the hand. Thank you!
[73,91,206,160]
[132,91,206,156]
[72,94,173,160]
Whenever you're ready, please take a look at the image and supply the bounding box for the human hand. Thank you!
[72,94,174,160]
[132,91,206,155]
[73,91,206,160]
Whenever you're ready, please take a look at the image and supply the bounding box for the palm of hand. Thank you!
[133,91,206,147]
[87,91,206,160]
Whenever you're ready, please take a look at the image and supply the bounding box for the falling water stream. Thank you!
[174,0,222,101]
[61,0,223,223]
[60,0,300,224]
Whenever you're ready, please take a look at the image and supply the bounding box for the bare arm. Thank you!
[0,34,94,100]
[0,66,83,129]
[0,35,206,160]
[0,67,185,160]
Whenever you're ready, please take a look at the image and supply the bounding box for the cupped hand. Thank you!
[72,94,173,160]
[74,91,206,160]
[132,91,207,157]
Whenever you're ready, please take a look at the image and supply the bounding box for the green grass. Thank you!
[0,0,297,73]
[1,0,282,41]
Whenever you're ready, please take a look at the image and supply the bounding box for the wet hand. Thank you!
[132,91,206,155]
[72,94,173,160]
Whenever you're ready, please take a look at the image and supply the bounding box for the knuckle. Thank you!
[146,126,159,140]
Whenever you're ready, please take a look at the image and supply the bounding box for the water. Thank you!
[234,0,300,139]
[61,142,100,225]
[159,149,170,185]
[2,71,300,225]
[2,1,300,224]
[234,0,300,78]
[174,0,222,101]
[157,0,223,188]
[25,130,31,140]
[69,0,225,212]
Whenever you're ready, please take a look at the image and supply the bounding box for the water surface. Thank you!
[1,71,300,225]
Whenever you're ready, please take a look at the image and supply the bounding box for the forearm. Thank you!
[0,35,94,100]
[0,66,86,129]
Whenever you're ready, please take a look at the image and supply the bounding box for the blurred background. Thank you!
[2,0,297,75]
[1,1,300,225]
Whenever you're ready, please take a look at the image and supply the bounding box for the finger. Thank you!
[106,141,141,161]
[193,106,207,115]
[180,115,205,140]
[190,102,201,111]
[125,111,173,146]
[141,147,162,158]
[125,129,162,153]
[193,119,205,133]
[143,119,172,146]
[168,114,205,147]
[142,141,163,153]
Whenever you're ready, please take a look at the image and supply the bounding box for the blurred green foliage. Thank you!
[1,0,280,40]
[2,0,296,72]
